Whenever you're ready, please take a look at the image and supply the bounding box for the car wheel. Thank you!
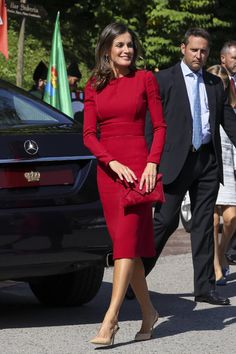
[29,264,104,306]
[180,192,192,233]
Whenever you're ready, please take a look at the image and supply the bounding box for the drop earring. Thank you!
[104,54,109,63]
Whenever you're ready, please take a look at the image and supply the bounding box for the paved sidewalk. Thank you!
[161,228,191,256]
[0,228,235,354]
[95,245,236,354]
[87,228,236,353]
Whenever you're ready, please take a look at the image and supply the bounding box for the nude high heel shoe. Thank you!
[90,324,120,346]
[134,312,159,341]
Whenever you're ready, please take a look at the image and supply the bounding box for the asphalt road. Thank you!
[0,228,235,354]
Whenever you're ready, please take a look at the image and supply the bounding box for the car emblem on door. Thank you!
[24,140,39,155]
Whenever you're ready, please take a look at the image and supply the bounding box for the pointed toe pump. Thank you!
[90,324,120,346]
[134,312,159,341]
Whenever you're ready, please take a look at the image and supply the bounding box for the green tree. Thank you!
[0,23,49,88]
[144,0,235,69]
[2,0,236,89]
[0,26,18,84]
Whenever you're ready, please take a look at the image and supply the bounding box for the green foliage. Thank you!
[2,0,236,89]
[23,34,49,89]
[144,0,234,69]
[0,26,18,84]
[0,21,49,89]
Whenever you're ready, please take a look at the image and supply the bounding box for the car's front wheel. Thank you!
[29,264,104,306]
[180,192,192,233]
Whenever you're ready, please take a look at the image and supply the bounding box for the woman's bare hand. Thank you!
[109,160,137,183]
[139,162,158,192]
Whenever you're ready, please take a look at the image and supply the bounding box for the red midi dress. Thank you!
[83,70,166,259]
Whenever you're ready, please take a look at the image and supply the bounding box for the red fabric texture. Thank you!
[121,173,165,209]
[83,70,166,259]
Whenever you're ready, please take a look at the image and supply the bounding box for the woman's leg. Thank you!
[213,207,222,280]
[219,206,236,268]
[92,257,157,340]
[92,258,135,340]
[130,258,157,333]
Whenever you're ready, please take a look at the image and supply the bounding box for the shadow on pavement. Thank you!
[150,291,236,339]
[0,276,235,339]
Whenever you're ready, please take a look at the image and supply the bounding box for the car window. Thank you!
[0,88,72,127]
[13,95,58,122]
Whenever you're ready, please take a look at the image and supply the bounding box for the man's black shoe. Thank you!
[125,285,135,300]
[195,290,230,305]
[226,254,236,265]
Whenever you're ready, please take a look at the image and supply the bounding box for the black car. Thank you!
[180,192,192,232]
[0,79,112,306]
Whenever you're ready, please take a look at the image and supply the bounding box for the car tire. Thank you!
[180,212,192,233]
[29,264,104,306]
[180,192,192,233]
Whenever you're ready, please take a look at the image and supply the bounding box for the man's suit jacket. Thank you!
[155,62,236,185]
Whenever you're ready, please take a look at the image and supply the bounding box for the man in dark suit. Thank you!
[142,28,236,305]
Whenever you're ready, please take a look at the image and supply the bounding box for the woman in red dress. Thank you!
[83,23,166,346]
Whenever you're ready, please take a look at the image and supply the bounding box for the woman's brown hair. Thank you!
[91,22,141,91]
[207,64,236,108]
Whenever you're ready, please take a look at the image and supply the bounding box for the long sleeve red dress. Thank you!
[84,69,166,259]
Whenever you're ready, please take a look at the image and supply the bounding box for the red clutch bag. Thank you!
[121,173,165,208]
